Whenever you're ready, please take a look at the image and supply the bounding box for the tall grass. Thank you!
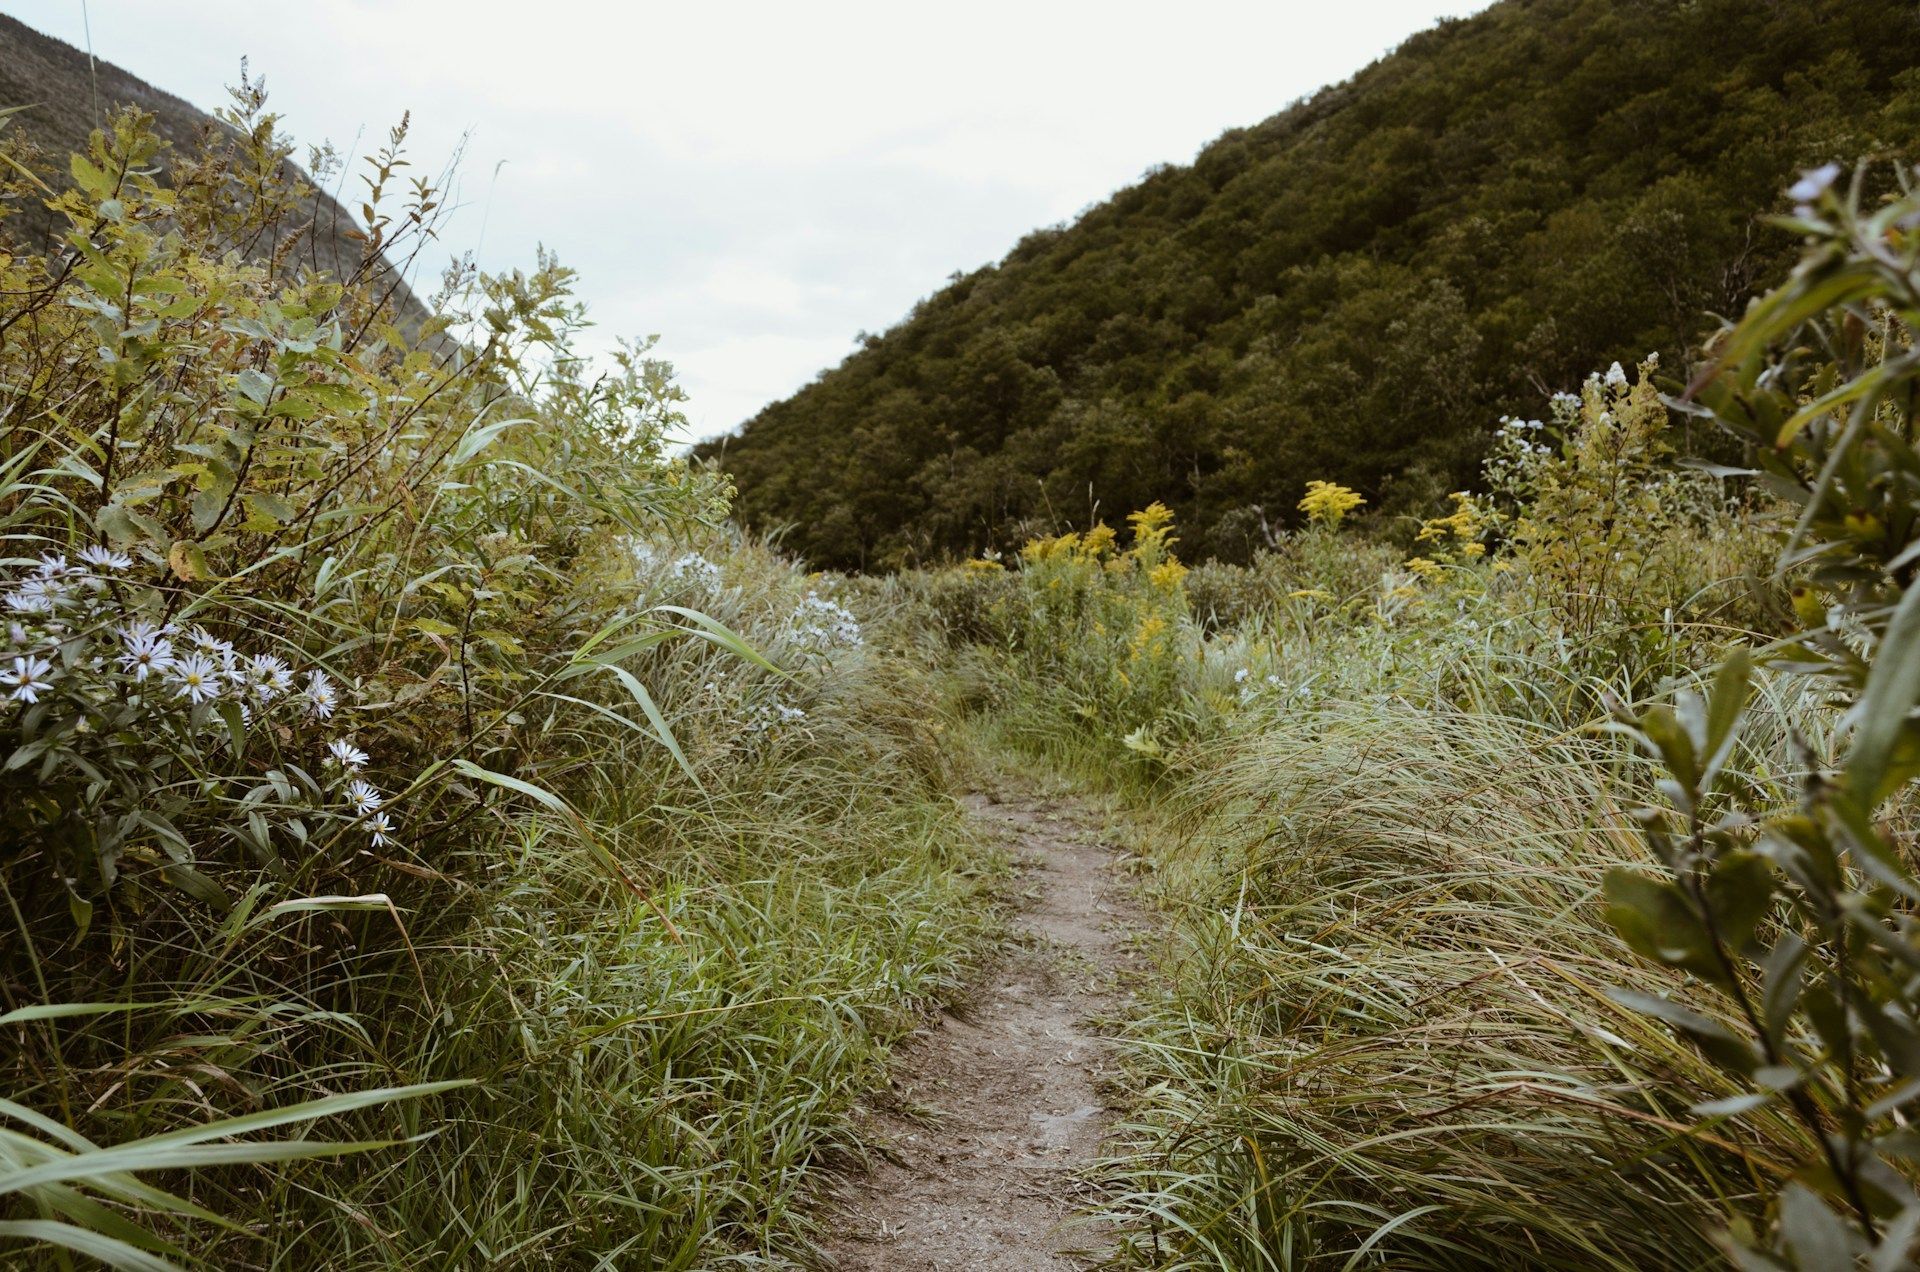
[893,347,1846,1264]
[1095,691,1827,1268]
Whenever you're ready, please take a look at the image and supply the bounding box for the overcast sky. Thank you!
[5,1,1487,442]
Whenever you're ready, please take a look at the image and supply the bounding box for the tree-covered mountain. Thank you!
[0,14,428,326]
[700,0,1920,568]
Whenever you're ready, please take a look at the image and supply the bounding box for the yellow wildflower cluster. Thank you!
[1020,531,1081,565]
[1298,480,1366,528]
[1127,502,1179,555]
[1148,559,1188,590]
[963,556,1005,574]
[1404,492,1493,580]
[1417,492,1490,550]
[1129,613,1169,662]
[1019,521,1119,567]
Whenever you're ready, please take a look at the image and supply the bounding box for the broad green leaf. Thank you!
[0,1220,182,1272]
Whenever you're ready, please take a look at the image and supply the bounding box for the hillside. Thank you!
[0,13,428,325]
[701,0,1920,568]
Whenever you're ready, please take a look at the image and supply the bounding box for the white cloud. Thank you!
[3,0,1488,441]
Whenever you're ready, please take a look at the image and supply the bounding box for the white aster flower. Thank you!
[168,652,222,705]
[345,779,383,817]
[365,811,394,848]
[327,739,370,770]
[5,578,56,614]
[304,670,339,719]
[34,553,72,578]
[187,626,235,661]
[3,654,54,704]
[77,545,133,572]
[117,623,176,682]
[246,653,295,701]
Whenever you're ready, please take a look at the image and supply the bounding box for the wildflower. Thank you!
[1298,480,1366,529]
[5,578,56,614]
[1604,361,1629,388]
[34,554,72,578]
[246,653,295,701]
[304,670,339,719]
[1405,556,1443,580]
[187,626,235,660]
[345,780,383,816]
[366,811,394,848]
[745,699,809,733]
[1786,162,1841,205]
[327,739,371,770]
[1234,668,1250,684]
[1078,524,1117,559]
[669,553,725,588]
[168,653,222,705]
[788,593,862,649]
[77,545,133,572]
[117,622,176,682]
[3,654,54,704]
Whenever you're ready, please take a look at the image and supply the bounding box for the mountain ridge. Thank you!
[701,0,1920,568]
[0,13,429,327]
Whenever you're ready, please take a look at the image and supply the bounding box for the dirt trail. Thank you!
[818,782,1146,1270]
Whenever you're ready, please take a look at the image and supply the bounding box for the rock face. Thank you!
[0,13,427,326]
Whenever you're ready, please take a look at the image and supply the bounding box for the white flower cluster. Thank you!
[1232,665,1305,706]
[787,592,862,652]
[3,549,397,852]
[629,540,726,591]
[1492,415,1549,456]
[743,697,808,734]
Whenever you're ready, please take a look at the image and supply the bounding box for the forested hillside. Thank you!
[0,14,429,325]
[702,0,1920,568]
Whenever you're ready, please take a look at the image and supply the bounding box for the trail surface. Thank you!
[819,782,1145,1270]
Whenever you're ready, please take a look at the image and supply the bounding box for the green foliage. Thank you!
[1,97,991,1267]
[896,173,1920,1264]
[1603,161,1920,1265]
[705,0,1920,569]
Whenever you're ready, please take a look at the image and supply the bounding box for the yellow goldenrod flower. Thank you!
[1127,502,1177,545]
[1298,480,1365,528]
[1079,523,1117,559]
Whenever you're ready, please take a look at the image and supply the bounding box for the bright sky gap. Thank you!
[2,0,1489,442]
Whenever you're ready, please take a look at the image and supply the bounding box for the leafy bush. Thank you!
[1603,160,1920,1266]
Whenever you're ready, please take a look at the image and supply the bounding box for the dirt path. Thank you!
[818,782,1146,1270]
